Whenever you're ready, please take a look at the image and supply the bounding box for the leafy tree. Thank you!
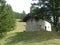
[21,10,26,19]
[49,0,60,31]
[0,0,6,12]
[31,0,51,21]
[14,12,21,19]
[31,0,60,31]
[0,0,15,37]
[14,10,26,19]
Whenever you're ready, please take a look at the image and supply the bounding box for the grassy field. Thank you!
[0,19,60,45]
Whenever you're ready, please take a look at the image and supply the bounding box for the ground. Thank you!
[0,19,60,45]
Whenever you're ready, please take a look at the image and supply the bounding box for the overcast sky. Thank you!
[6,0,32,14]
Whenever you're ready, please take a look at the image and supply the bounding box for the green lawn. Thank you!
[0,19,60,45]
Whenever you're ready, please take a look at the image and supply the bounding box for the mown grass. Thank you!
[0,19,60,45]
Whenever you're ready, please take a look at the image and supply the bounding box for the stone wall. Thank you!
[26,19,40,31]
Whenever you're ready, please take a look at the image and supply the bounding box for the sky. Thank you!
[6,0,32,14]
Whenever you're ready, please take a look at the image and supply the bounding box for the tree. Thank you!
[14,12,21,19]
[31,0,51,21]
[49,0,60,31]
[4,4,15,31]
[0,0,15,37]
[31,0,60,31]
[21,10,26,19]
[0,0,6,12]
[14,10,26,19]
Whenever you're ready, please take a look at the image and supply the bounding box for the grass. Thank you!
[0,19,60,45]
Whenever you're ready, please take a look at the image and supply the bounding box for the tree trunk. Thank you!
[53,16,59,31]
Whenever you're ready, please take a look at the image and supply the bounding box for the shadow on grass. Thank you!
[5,31,60,45]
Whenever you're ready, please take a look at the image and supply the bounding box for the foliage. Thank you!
[0,0,15,38]
[30,0,60,31]
[14,11,26,19]
[30,0,51,21]
[14,12,21,19]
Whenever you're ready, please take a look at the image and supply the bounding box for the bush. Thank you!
[0,3,15,38]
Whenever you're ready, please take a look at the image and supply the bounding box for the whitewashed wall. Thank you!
[26,19,40,31]
[26,19,51,32]
[44,21,51,31]
[59,17,60,23]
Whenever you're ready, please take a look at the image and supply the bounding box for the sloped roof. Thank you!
[23,13,33,22]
